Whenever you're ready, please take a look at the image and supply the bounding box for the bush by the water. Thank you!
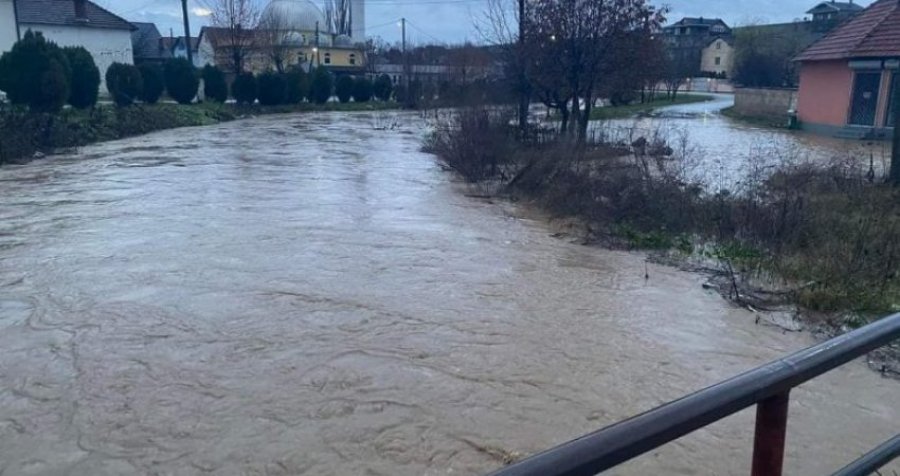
[373,74,393,101]
[284,69,309,104]
[232,73,257,104]
[106,62,143,107]
[0,30,72,112]
[63,46,100,109]
[427,108,900,318]
[138,64,165,104]
[35,60,70,113]
[164,58,198,105]
[335,75,354,103]
[309,68,333,104]
[202,65,228,103]
[257,72,286,106]
[352,77,373,103]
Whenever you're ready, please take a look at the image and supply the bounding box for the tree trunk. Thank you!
[576,93,592,143]
[892,85,900,185]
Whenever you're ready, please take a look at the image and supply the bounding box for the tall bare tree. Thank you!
[202,0,261,75]
[523,0,666,141]
[478,0,529,131]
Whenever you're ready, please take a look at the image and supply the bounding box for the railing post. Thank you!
[751,391,791,476]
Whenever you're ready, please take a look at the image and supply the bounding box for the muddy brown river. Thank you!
[0,111,896,475]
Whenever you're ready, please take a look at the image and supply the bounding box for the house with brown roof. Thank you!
[795,0,900,138]
[131,22,172,65]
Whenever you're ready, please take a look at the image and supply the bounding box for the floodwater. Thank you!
[0,111,896,476]
[601,94,890,187]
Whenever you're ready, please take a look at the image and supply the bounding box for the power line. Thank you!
[405,19,443,43]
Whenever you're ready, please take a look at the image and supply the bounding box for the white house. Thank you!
[3,0,135,90]
[0,0,19,54]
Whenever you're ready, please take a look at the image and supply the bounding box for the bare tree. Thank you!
[446,43,491,84]
[258,5,292,73]
[524,0,666,141]
[662,50,694,100]
[201,0,261,75]
[477,0,529,131]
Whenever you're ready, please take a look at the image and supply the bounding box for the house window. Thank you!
[324,53,331,64]
[349,53,356,65]
[715,57,721,66]
[716,41,722,50]
[298,53,306,63]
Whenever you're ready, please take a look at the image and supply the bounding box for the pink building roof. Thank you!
[796,0,900,61]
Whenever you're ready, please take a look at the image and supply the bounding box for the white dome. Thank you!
[334,34,352,47]
[261,0,326,33]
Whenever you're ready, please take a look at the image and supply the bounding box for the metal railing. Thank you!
[488,313,900,476]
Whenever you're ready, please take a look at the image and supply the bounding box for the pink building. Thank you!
[795,0,900,138]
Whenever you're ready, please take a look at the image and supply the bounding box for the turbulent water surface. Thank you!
[0,110,897,475]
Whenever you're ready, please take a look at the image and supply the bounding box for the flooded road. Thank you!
[601,94,889,187]
[0,111,896,475]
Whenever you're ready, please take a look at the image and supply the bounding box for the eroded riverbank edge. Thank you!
[0,101,402,165]
[470,189,900,380]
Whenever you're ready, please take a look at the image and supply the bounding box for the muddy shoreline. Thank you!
[502,196,900,379]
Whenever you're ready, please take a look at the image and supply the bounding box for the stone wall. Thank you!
[734,87,798,119]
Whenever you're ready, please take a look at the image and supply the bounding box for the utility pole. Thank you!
[518,0,528,133]
[315,21,321,66]
[181,0,193,65]
[401,18,408,87]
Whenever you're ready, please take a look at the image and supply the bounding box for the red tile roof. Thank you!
[796,0,900,61]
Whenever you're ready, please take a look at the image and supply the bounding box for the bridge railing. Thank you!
[487,313,900,476]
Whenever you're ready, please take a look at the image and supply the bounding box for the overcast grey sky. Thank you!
[95,0,875,45]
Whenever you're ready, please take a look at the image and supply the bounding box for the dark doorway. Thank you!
[849,72,882,126]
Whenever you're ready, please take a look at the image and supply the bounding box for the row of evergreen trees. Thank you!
[0,30,400,111]
[229,69,394,106]
[0,31,101,112]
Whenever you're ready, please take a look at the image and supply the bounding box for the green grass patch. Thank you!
[588,94,715,120]
[720,106,789,129]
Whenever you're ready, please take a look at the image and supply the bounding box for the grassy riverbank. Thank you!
[426,107,900,325]
[720,106,789,129]
[589,94,714,120]
[0,101,400,164]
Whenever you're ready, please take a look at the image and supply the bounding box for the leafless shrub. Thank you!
[424,106,519,186]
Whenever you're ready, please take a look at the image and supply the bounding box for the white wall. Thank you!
[0,0,18,55]
[22,23,133,90]
[701,39,734,76]
[197,38,214,67]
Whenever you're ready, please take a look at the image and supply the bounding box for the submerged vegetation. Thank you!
[425,106,900,323]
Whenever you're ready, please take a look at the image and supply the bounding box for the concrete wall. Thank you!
[0,0,17,55]
[22,23,133,90]
[683,77,734,93]
[797,60,853,127]
[734,87,797,119]
[701,39,734,77]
